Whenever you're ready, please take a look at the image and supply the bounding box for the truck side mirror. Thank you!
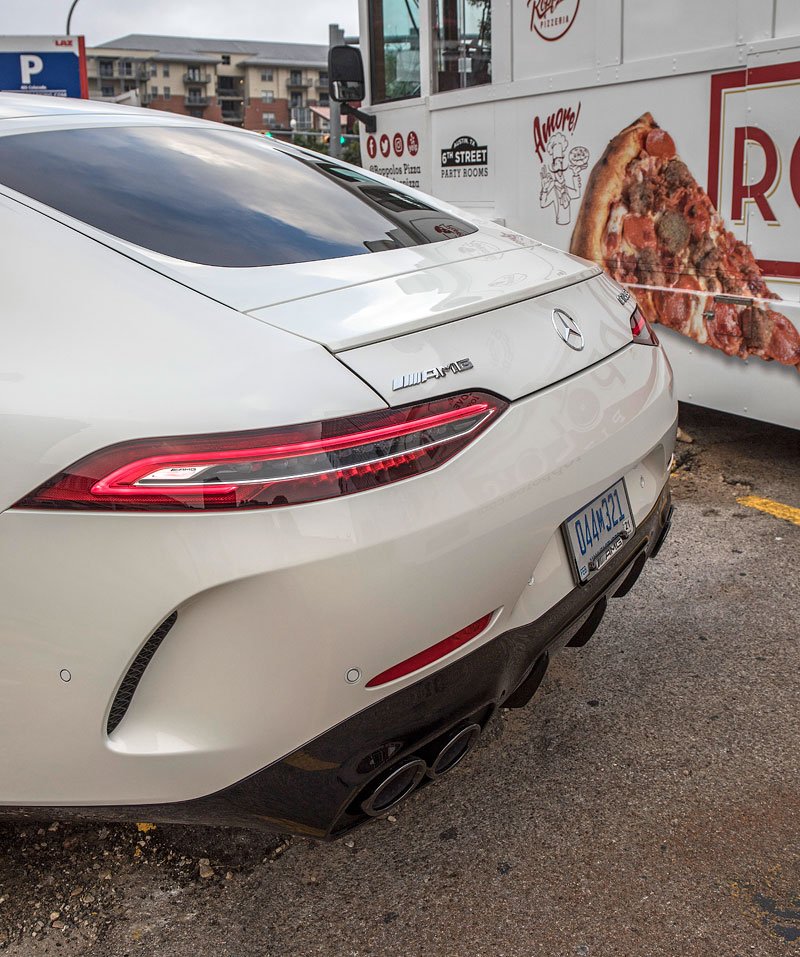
[328,45,365,102]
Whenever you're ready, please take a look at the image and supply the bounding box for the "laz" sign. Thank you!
[0,36,88,98]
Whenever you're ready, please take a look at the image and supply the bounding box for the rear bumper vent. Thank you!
[106,611,178,735]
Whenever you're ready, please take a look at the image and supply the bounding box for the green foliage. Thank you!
[292,133,329,154]
[281,130,361,167]
[342,138,362,166]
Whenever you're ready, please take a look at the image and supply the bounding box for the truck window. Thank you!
[368,0,421,102]
[432,0,491,93]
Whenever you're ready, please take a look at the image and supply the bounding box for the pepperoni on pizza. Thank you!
[570,112,800,370]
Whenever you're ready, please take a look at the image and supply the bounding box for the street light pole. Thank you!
[66,0,81,34]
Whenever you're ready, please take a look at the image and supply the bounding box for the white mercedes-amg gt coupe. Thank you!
[0,94,676,837]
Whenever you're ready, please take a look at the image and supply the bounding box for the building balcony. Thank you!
[221,110,244,123]
[91,60,149,80]
[217,89,244,100]
[115,64,149,79]
[291,107,312,131]
[184,73,212,84]
[286,77,313,88]
[185,96,210,107]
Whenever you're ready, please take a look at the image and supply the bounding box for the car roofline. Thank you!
[0,92,198,123]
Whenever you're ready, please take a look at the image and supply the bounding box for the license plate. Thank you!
[562,479,635,583]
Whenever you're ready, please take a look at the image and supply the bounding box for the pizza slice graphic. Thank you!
[570,112,800,370]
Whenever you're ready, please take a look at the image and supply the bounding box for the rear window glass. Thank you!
[0,125,475,267]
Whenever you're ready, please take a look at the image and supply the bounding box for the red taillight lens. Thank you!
[365,613,494,688]
[16,392,507,512]
[630,305,659,345]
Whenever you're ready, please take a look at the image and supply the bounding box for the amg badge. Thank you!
[392,358,474,392]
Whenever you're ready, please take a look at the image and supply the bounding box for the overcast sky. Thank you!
[0,0,360,46]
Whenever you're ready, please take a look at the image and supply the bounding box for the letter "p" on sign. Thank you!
[20,54,44,85]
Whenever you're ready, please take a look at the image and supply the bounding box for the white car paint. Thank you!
[0,95,677,817]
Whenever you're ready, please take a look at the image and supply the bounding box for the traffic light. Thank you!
[340,135,347,146]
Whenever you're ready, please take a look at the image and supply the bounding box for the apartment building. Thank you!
[86,34,329,132]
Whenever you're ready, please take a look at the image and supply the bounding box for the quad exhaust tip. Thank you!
[360,723,483,817]
[426,723,482,779]
[361,758,427,817]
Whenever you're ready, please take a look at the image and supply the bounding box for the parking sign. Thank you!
[0,36,88,98]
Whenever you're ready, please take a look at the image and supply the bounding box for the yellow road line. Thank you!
[737,495,800,527]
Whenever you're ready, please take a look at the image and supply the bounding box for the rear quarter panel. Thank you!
[0,197,384,512]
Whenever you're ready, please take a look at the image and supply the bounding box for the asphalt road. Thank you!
[1,403,798,957]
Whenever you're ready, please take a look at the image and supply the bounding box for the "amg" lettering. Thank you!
[392,358,474,391]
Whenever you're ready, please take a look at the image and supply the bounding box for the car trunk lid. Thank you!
[245,242,600,352]
[334,269,635,404]
[239,243,634,404]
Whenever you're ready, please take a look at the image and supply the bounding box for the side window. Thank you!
[368,0,421,103]
[432,0,491,93]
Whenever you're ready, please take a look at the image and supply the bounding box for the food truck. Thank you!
[349,0,800,428]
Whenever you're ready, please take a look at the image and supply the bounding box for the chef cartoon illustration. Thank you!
[539,132,589,226]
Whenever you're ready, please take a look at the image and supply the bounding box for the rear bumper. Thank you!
[0,482,672,836]
[0,341,676,811]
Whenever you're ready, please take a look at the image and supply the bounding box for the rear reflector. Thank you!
[15,392,507,511]
[365,613,493,688]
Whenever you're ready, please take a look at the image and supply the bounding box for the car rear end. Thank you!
[0,100,677,836]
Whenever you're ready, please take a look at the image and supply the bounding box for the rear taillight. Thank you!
[630,305,659,345]
[15,392,506,512]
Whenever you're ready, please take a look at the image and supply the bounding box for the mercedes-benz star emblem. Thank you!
[552,308,585,351]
